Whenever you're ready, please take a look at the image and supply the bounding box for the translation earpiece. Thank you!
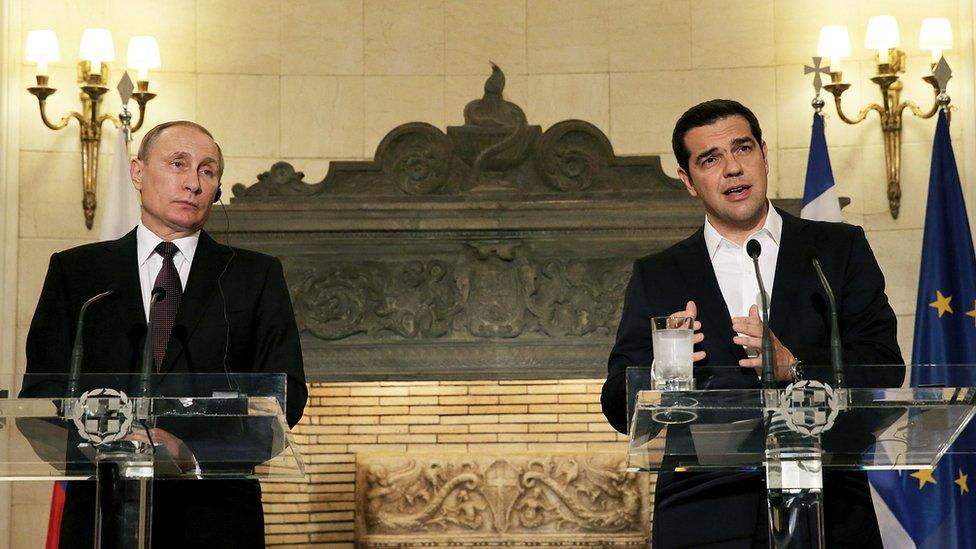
[213,187,222,203]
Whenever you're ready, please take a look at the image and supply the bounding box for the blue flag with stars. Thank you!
[870,110,976,548]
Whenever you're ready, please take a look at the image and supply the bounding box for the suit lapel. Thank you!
[102,229,147,333]
[769,209,813,336]
[159,231,234,373]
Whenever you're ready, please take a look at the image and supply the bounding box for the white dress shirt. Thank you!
[136,223,200,321]
[703,203,782,321]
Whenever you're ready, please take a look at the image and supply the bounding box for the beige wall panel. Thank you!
[773,0,853,66]
[608,0,691,72]
[363,75,444,155]
[690,0,774,69]
[17,236,93,327]
[19,150,109,239]
[107,0,196,73]
[609,70,697,155]
[861,141,937,231]
[526,73,609,134]
[527,0,609,74]
[865,228,924,317]
[364,0,444,76]
[282,0,364,75]
[197,0,280,74]
[691,67,777,149]
[134,71,198,131]
[197,74,280,158]
[280,76,365,159]
[445,0,526,75]
[444,73,527,127]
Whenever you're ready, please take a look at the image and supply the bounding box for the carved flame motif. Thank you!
[358,455,645,539]
[285,252,630,342]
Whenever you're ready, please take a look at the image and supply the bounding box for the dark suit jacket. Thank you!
[21,228,308,548]
[602,209,904,548]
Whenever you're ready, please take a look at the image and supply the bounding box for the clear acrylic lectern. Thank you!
[626,364,976,548]
[1,373,305,549]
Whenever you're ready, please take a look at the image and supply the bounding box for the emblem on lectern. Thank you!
[777,380,838,436]
[71,388,134,444]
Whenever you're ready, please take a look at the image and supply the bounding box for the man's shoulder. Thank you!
[52,234,131,263]
[780,209,866,246]
[633,230,702,272]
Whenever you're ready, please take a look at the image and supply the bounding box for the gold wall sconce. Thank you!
[816,17,952,219]
[25,28,160,229]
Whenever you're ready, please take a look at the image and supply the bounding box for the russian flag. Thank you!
[800,112,844,222]
[46,481,67,549]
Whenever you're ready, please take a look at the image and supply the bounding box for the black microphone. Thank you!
[67,290,115,398]
[747,239,775,389]
[807,248,844,388]
[139,287,167,397]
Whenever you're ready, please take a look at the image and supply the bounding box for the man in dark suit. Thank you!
[602,100,903,548]
[21,121,307,548]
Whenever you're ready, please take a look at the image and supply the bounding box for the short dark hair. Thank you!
[137,120,224,179]
[671,99,763,173]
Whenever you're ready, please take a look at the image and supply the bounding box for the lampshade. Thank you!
[79,28,115,67]
[127,36,161,80]
[919,18,952,51]
[25,30,60,74]
[817,25,851,66]
[865,16,900,51]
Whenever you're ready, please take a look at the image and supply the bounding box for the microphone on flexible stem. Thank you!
[67,289,115,398]
[807,249,845,388]
[139,287,167,398]
[747,239,775,389]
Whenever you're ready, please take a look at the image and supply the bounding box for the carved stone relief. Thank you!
[356,454,649,547]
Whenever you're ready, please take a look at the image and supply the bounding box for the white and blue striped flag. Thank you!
[800,112,843,222]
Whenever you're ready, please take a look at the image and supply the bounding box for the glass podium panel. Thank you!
[0,373,305,481]
[626,364,976,473]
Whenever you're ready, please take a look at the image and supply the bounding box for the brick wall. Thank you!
[261,379,648,547]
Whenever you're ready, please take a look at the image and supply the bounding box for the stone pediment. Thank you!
[231,64,683,204]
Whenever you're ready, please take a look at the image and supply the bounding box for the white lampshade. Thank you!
[919,18,952,61]
[127,36,161,80]
[865,16,900,55]
[817,25,851,69]
[79,28,115,68]
[25,30,60,74]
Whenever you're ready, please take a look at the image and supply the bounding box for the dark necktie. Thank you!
[152,242,182,369]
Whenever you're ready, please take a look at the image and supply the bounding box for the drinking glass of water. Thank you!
[651,315,694,391]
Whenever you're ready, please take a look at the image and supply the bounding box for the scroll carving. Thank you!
[358,455,647,540]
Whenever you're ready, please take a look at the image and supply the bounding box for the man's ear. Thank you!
[678,168,698,198]
[761,140,769,175]
[130,159,144,192]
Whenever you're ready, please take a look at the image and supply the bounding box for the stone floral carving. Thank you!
[358,455,646,540]
[284,249,630,342]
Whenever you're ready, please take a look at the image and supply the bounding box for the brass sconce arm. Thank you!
[820,62,946,219]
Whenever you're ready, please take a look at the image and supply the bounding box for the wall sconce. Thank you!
[25,29,159,229]
[816,16,951,219]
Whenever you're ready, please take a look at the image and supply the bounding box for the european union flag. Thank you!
[870,110,976,548]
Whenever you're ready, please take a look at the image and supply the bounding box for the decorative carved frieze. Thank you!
[356,454,649,547]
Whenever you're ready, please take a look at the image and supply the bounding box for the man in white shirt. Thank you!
[602,99,903,548]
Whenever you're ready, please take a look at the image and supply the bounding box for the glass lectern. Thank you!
[626,364,976,548]
[1,373,305,549]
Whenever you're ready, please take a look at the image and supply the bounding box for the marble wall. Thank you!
[4,0,976,547]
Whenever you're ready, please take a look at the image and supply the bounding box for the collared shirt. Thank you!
[136,223,200,322]
[703,203,782,320]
